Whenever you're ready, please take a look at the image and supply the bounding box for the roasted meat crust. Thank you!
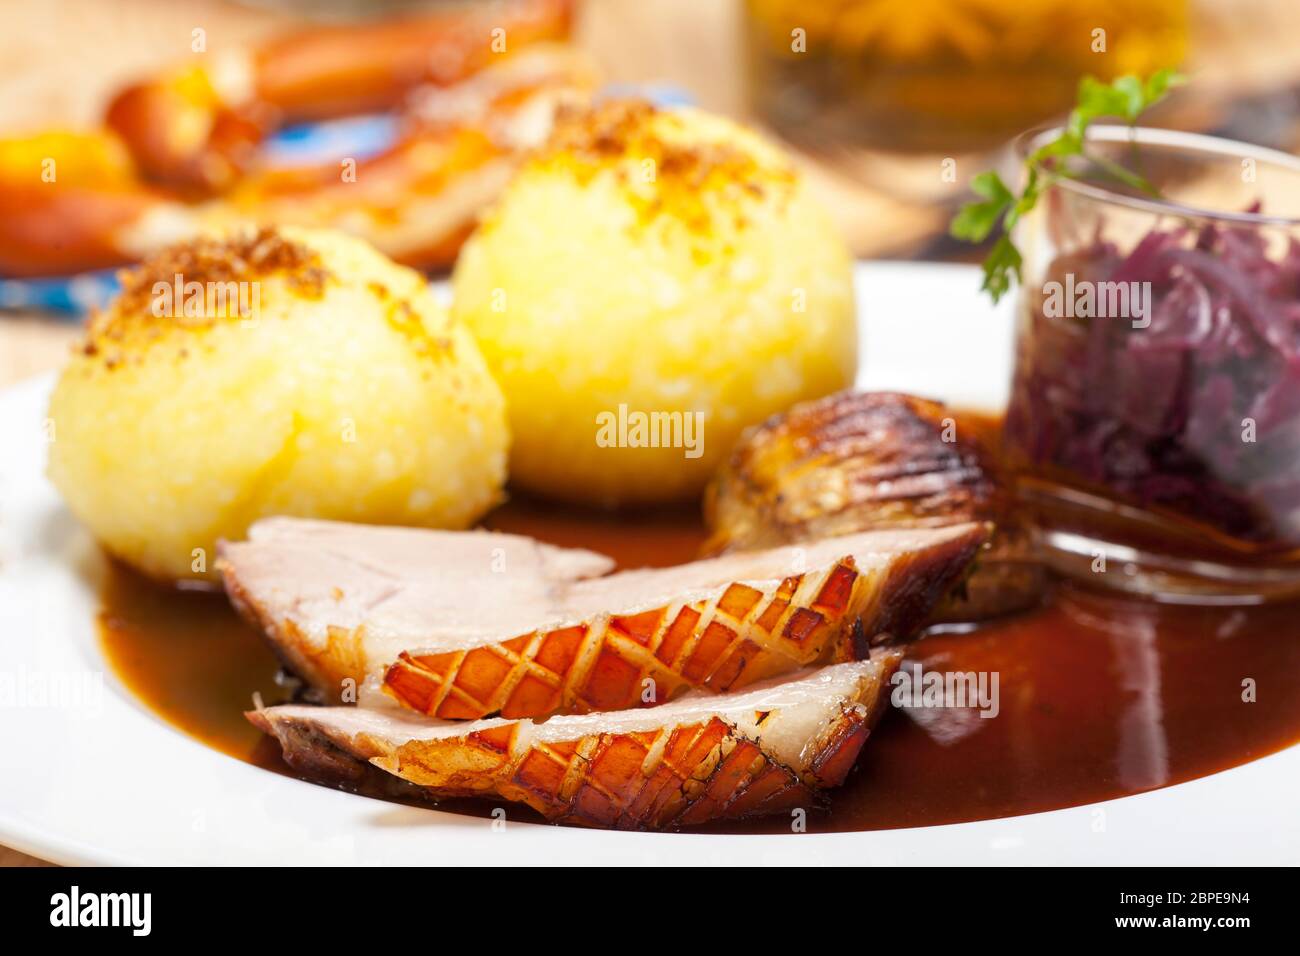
[250,656,898,830]
[704,390,1046,621]
[381,525,985,720]
[219,517,983,716]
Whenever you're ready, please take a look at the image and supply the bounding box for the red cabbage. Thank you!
[1006,213,1300,546]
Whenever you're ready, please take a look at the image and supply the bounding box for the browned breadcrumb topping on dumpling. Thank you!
[82,227,329,367]
[531,99,797,235]
[384,295,455,361]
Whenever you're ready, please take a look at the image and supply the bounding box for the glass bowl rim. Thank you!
[1015,124,1300,227]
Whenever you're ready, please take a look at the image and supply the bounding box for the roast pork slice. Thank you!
[384,522,986,720]
[218,517,616,701]
[221,517,984,716]
[248,655,899,830]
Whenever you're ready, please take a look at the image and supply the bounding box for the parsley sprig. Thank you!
[951,69,1184,303]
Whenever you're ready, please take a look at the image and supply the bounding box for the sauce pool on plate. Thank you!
[97,494,1300,833]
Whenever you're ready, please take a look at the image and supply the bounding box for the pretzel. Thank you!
[104,0,574,193]
[0,35,593,278]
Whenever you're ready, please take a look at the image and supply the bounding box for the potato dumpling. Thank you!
[48,225,508,584]
[452,99,856,506]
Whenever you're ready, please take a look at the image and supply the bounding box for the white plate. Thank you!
[2,262,1296,865]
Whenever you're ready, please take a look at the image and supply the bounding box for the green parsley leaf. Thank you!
[980,235,1023,304]
[951,68,1184,305]
[949,171,1014,243]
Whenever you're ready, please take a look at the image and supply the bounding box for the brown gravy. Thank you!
[98,495,1300,833]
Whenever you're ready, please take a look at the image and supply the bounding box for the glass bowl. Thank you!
[1005,125,1300,602]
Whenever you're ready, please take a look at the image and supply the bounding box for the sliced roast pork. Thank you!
[221,517,985,717]
[248,656,899,830]
[218,518,616,701]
